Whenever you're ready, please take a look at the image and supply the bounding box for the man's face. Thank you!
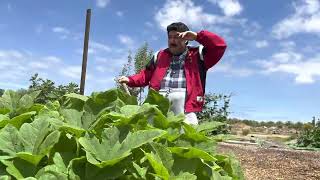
[168,31,187,55]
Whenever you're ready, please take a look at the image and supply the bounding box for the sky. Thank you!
[0,0,320,122]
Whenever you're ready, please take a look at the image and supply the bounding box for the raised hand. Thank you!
[178,31,197,41]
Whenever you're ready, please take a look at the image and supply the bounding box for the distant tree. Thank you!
[28,73,80,104]
[292,121,304,130]
[284,121,293,128]
[312,116,316,127]
[116,43,153,104]
[134,43,153,103]
[0,89,4,96]
[276,121,284,128]
[266,121,275,127]
[197,93,231,123]
[116,51,139,96]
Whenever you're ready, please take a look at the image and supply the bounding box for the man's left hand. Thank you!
[178,31,197,41]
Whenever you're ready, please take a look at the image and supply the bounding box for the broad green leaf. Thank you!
[61,93,88,111]
[28,104,45,114]
[9,111,36,128]
[59,109,96,137]
[0,90,21,113]
[171,156,201,175]
[59,109,85,137]
[0,90,40,116]
[0,160,10,177]
[144,89,170,115]
[1,158,39,179]
[18,91,40,111]
[67,156,126,180]
[162,127,181,142]
[84,89,137,116]
[120,105,140,117]
[79,127,166,168]
[0,119,60,165]
[0,175,10,180]
[0,115,10,128]
[0,125,23,157]
[196,121,226,132]
[145,151,170,180]
[171,172,197,180]
[150,142,174,172]
[64,93,88,102]
[182,123,210,142]
[132,162,147,179]
[217,155,245,180]
[35,152,71,180]
[67,157,86,180]
[169,147,217,162]
[45,101,60,111]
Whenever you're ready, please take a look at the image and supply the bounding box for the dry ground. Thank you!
[217,142,320,180]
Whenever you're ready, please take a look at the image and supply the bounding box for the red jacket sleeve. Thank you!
[127,69,153,87]
[196,30,227,70]
[127,56,156,87]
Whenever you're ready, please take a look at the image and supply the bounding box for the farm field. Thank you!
[218,140,320,180]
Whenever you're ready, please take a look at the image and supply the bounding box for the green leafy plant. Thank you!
[0,88,244,179]
[297,126,320,148]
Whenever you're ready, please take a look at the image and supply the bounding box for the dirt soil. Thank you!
[217,142,320,180]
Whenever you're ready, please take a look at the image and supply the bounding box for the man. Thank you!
[118,22,227,125]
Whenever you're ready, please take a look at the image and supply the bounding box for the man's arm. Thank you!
[118,56,156,87]
[196,30,227,70]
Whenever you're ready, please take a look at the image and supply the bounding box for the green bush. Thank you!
[297,127,320,148]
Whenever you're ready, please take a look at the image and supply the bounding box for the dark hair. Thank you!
[167,22,189,34]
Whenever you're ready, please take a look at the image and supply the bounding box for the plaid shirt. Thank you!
[160,49,187,89]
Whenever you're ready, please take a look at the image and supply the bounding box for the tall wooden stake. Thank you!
[80,9,91,95]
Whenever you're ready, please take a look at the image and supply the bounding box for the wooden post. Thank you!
[80,9,91,95]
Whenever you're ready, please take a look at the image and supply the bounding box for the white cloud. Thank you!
[52,27,70,34]
[7,4,12,12]
[0,82,26,89]
[228,50,248,57]
[96,0,110,8]
[155,0,218,30]
[118,35,134,47]
[90,41,111,54]
[255,50,320,84]
[43,56,62,63]
[255,40,269,48]
[0,50,66,89]
[59,66,82,79]
[154,0,249,33]
[210,62,255,77]
[29,62,49,69]
[242,21,261,37]
[280,41,296,50]
[0,50,23,59]
[116,11,124,17]
[208,0,243,17]
[35,24,44,34]
[272,0,320,39]
[96,66,106,73]
[145,22,153,28]
[52,26,71,39]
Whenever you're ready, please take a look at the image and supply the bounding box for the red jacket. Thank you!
[127,30,227,112]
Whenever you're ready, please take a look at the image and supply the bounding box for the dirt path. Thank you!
[217,142,320,180]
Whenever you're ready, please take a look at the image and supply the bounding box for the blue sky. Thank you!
[0,0,320,122]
